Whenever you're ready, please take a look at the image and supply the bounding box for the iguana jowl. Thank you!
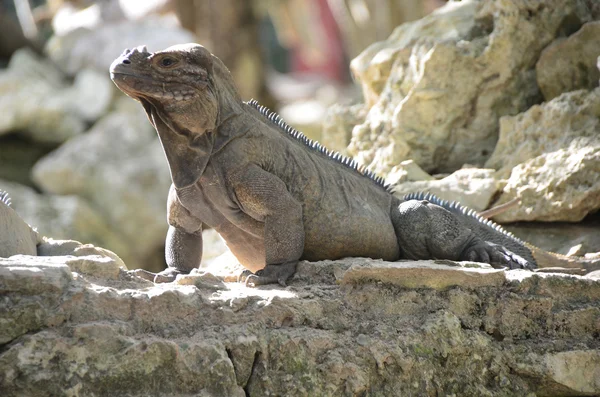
[110,43,544,286]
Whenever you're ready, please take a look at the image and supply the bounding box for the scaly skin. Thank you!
[110,44,537,286]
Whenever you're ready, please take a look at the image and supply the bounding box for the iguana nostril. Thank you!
[122,59,131,65]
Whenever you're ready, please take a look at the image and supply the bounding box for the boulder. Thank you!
[1,253,599,396]
[486,88,600,222]
[321,103,367,153]
[31,98,172,269]
[344,0,593,175]
[536,21,600,101]
[392,167,498,212]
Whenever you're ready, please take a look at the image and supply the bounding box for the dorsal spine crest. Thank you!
[246,99,393,193]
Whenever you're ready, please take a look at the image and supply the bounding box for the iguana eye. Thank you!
[160,57,177,67]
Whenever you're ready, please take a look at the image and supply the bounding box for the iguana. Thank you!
[109,44,594,286]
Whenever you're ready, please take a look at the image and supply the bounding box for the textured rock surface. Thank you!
[321,103,367,153]
[1,253,599,396]
[393,168,498,212]
[536,21,600,101]
[31,98,171,270]
[344,0,594,175]
[486,88,600,222]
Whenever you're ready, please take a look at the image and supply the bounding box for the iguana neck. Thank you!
[149,101,247,189]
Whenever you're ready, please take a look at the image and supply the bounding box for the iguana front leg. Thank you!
[233,165,304,286]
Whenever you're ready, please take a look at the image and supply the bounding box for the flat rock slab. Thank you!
[340,260,506,289]
[1,251,599,396]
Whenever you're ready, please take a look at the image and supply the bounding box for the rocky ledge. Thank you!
[1,244,599,397]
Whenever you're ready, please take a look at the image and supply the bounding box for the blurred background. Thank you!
[0,0,445,271]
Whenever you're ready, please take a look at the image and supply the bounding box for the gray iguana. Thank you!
[109,44,593,286]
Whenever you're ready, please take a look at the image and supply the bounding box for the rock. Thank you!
[0,48,86,143]
[340,259,505,290]
[1,254,599,396]
[0,192,39,257]
[485,88,600,222]
[385,159,434,185]
[31,99,172,270]
[393,168,498,212]
[487,88,600,174]
[58,68,114,122]
[536,21,600,101]
[0,179,130,265]
[321,103,367,153]
[46,17,195,76]
[506,220,600,256]
[345,0,592,175]
[495,144,600,222]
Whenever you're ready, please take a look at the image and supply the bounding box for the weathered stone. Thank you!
[1,255,599,396]
[345,0,592,175]
[496,141,600,222]
[340,259,506,290]
[31,99,171,270]
[536,21,600,101]
[486,88,600,222]
[0,179,130,265]
[486,88,600,174]
[393,167,498,212]
[385,159,434,185]
[321,103,367,153]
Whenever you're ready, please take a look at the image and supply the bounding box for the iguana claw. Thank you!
[239,261,297,287]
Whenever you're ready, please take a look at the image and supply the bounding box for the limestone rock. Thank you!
[495,144,600,222]
[0,179,130,265]
[385,159,434,185]
[536,21,600,101]
[1,255,599,396]
[46,17,195,76]
[486,89,600,222]
[321,103,367,153]
[31,99,171,269]
[393,168,498,212]
[346,0,592,175]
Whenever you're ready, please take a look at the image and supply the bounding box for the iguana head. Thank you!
[110,43,240,135]
[110,43,242,187]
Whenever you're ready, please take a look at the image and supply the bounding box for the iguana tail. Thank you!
[528,244,600,272]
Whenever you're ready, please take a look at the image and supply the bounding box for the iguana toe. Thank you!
[242,261,297,287]
[153,268,183,283]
